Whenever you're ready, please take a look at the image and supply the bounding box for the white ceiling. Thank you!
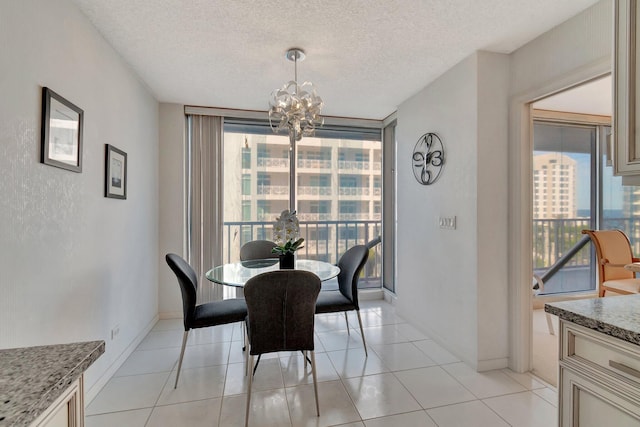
[534,75,612,116]
[71,0,599,120]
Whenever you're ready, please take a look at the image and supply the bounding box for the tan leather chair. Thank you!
[582,229,640,297]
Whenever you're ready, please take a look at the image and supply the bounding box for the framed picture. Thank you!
[105,144,127,199]
[41,87,83,172]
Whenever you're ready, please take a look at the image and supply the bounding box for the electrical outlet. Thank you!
[110,325,120,340]
[439,216,457,230]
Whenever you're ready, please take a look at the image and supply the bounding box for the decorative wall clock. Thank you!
[412,132,445,185]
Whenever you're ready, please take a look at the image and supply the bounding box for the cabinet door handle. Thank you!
[609,360,640,379]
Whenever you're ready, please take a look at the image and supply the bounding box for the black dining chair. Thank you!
[366,235,382,250]
[165,253,248,389]
[244,270,321,427]
[315,237,380,357]
[239,240,278,261]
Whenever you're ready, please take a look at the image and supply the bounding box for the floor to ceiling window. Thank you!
[527,74,640,386]
[527,76,640,298]
[532,120,597,294]
[529,77,613,386]
[533,112,640,297]
[222,119,383,288]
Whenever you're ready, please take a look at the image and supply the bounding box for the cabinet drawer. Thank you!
[563,322,640,387]
[560,367,640,427]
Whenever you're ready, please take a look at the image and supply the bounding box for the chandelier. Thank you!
[268,48,323,144]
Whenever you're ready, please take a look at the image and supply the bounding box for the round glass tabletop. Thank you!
[205,258,340,288]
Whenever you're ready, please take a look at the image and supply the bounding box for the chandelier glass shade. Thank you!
[268,48,323,142]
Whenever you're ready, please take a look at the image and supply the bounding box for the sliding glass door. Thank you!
[532,118,640,295]
[222,119,383,288]
[532,121,596,294]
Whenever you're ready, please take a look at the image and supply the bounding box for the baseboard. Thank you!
[383,289,397,305]
[84,314,159,404]
[359,288,384,301]
[476,357,509,372]
[159,311,182,320]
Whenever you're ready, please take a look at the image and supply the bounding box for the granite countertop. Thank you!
[546,294,640,346]
[0,340,104,426]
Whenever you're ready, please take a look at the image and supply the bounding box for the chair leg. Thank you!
[310,351,320,416]
[244,323,249,376]
[344,312,350,335]
[245,354,254,427]
[545,312,555,336]
[356,310,368,357]
[174,330,190,389]
[242,320,247,352]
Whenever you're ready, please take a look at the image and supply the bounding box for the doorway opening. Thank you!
[529,75,614,385]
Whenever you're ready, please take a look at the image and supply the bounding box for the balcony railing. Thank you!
[298,186,332,196]
[256,185,289,195]
[339,187,370,196]
[338,213,371,220]
[298,159,332,169]
[532,218,592,269]
[533,217,640,267]
[338,160,369,170]
[223,219,382,288]
[257,158,289,168]
[533,216,640,294]
[297,213,333,221]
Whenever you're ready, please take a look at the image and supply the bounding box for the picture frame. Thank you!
[105,144,127,199]
[41,87,83,172]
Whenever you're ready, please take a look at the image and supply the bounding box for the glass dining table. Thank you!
[205,258,340,288]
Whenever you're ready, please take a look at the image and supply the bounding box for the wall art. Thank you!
[41,87,83,172]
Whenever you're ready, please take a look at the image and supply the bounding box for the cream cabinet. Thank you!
[1,341,102,426]
[614,0,640,181]
[558,321,640,426]
[31,377,83,427]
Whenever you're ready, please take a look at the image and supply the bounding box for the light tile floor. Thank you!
[531,309,559,387]
[86,300,558,427]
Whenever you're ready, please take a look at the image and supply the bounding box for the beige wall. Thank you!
[0,0,159,400]
[508,0,612,371]
[158,103,186,316]
[394,0,612,371]
[395,52,510,370]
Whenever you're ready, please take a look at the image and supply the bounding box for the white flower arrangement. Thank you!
[272,209,304,255]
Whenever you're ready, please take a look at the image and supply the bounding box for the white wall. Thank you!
[394,0,611,371]
[507,0,612,371]
[0,0,159,398]
[395,54,479,363]
[158,103,186,316]
[395,51,509,369]
[476,52,510,365]
[510,0,612,97]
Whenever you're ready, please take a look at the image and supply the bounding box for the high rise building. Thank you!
[223,132,382,263]
[533,152,577,219]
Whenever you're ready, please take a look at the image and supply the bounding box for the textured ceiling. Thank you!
[71,0,599,120]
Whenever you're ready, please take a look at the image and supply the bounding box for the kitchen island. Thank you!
[0,341,104,426]
[546,295,640,427]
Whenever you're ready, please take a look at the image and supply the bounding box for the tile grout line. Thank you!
[89,302,555,427]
